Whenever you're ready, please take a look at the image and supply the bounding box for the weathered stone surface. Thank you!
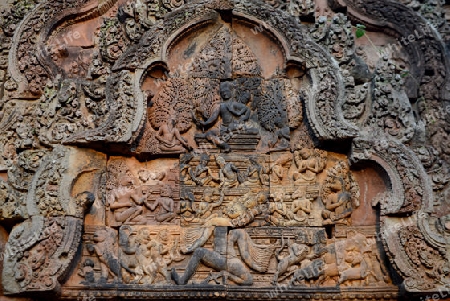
[0,0,449,300]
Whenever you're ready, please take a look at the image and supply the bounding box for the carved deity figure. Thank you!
[156,117,192,153]
[244,156,269,186]
[145,185,176,223]
[138,169,165,184]
[338,245,368,285]
[293,147,327,184]
[172,229,273,285]
[289,259,324,286]
[180,153,194,185]
[337,231,382,286]
[181,191,266,253]
[227,191,268,228]
[181,189,224,254]
[268,116,290,150]
[108,175,147,224]
[272,237,312,284]
[118,225,138,283]
[317,243,339,286]
[134,228,154,283]
[146,230,172,283]
[194,188,224,221]
[215,155,241,188]
[87,228,120,283]
[322,177,352,225]
[267,190,294,226]
[179,189,196,220]
[188,154,218,186]
[193,81,258,151]
[200,81,256,135]
[269,153,291,183]
[119,226,184,285]
[134,228,171,284]
[181,188,224,225]
[291,186,312,225]
[363,244,389,285]
[321,161,359,225]
[78,259,95,284]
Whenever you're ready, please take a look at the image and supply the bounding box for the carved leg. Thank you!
[290,271,307,287]
[204,131,231,152]
[170,238,184,262]
[124,206,143,223]
[171,248,226,285]
[145,263,157,284]
[271,272,279,286]
[158,262,170,282]
[166,212,177,222]
[182,226,214,254]
[272,258,289,285]
[201,271,226,284]
[265,215,279,226]
[99,262,109,282]
[115,206,142,223]
[155,212,176,223]
[228,229,265,272]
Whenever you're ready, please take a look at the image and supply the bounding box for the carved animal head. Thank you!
[75,191,95,214]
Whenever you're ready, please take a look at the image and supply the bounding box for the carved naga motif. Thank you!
[1,146,104,294]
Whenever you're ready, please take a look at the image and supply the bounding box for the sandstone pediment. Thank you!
[0,0,449,300]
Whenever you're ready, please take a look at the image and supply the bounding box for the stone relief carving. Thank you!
[105,157,179,226]
[3,217,85,293]
[0,0,449,299]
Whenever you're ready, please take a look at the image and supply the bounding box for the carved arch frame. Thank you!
[108,0,359,144]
